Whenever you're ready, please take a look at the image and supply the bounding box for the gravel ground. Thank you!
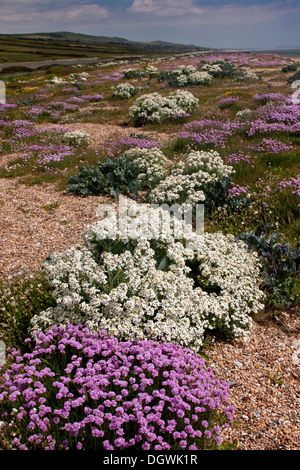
[209,312,300,450]
[0,178,106,278]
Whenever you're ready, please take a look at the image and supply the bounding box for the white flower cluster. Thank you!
[45,76,68,85]
[62,130,90,147]
[96,59,130,68]
[129,90,198,125]
[69,72,90,82]
[235,68,260,81]
[201,59,237,79]
[236,108,253,121]
[111,82,141,99]
[31,202,265,350]
[143,65,158,76]
[148,150,234,206]
[202,63,223,75]
[122,147,170,188]
[165,65,213,86]
[123,65,158,79]
[46,71,90,87]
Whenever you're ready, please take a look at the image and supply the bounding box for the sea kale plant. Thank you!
[62,130,90,147]
[111,83,142,100]
[238,227,300,308]
[201,59,259,82]
[66,155,141,198]
[147,150,234,209]
[202,59,237,78]
[123,65,158,80]
[30,202,265,350]
[66,147,244,214]
[128,90,199,125]
[0,323,236,450]
[66,148,170,197]
[148,148,248,216]
[158,66,213,87]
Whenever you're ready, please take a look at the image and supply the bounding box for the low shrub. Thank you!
[129,90,198,126]
[238,227,300,308]
[62,130,90,147]
[147,150,234,209]
[66,156,140,198]
[66,148,169,198]
[111,83,141,100]
[202,60,236,78]
[282,63,298,73]
[287,70,300,84]
[158,66,213,87]
[30,203,265,349]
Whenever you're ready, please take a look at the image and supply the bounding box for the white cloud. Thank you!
[63,4,110,21]
[128,0,300,24]
[0,2,110,30]
[129,0,204,16]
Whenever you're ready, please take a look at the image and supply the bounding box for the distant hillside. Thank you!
[4,31,207,50]
[0,31,209,61]
[0,31,212,64]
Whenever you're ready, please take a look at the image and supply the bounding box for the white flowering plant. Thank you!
[234,68,260,82]
[69,72,90,82]
[123,65,158,79]
[159,66,213,87]
[62,130,90,147]
[129,90,198,125]
[45,76,68,86]
[111,83,141,99]
[201,60,236,78]
[122,147,170,189]
[31,201,265,351]
[235,108,253,121]
[66,147,170,197]
[148,150,234,207]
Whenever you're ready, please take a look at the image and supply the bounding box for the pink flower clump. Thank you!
[0,324,235,450]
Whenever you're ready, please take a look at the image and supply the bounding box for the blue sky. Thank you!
[0,0,299,49]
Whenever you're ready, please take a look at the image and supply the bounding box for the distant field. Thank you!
[0,37,150,64]
[0,32,210,66]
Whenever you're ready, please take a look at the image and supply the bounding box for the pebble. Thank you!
[233,360,243,368]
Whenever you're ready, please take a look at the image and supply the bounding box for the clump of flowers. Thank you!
[148,150,234,207]
[123,65,158,79]
[202,59,236,78]
[278,175,300,198]
[31,202,265,349]
[234,68,260,82]
[129,90,198,125]
[252,93,289,106]
[159,66,213,87]
[122,147,170,189]
[66,147,170,197]
[45,76,68,86]
[217,96,240,110]
[111,83,141,100]
[228,185,249,198]
[143,65,159,77]
[236,109,253,121]
[0,323,235,450]
[62,130,90,147]
[69,72,90,82]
